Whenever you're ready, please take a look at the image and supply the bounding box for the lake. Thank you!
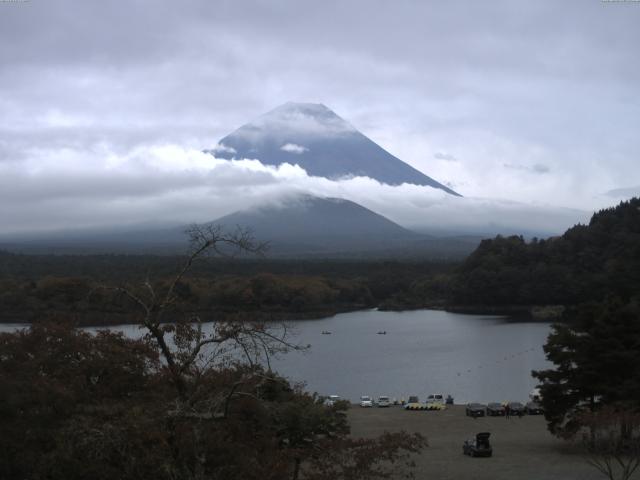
[0,309,552,404]
[273,309,551,404]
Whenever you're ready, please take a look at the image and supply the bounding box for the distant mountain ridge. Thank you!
[210,102,460,196]
[0,194,480,258]
[213,194,420,254]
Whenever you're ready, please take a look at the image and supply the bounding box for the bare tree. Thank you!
[579,407,640,480]
[93,224,313,478]
[99,224,301,403]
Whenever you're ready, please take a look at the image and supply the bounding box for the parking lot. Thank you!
[348,405,604,480]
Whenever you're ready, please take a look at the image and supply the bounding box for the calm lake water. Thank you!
[1,309,552,404]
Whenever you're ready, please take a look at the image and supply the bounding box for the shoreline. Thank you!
[0,304,564,328]
[0,305,369,327]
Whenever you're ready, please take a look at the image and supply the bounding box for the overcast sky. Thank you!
[1,0,639,235]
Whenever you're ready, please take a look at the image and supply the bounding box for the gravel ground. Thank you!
[348,405,608,480]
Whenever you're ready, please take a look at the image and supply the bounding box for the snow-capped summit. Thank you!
[209,102,460,196]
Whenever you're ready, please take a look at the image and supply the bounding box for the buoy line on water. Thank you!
[454,346,541,378]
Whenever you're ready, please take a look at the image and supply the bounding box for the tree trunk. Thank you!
[292,457,301,480]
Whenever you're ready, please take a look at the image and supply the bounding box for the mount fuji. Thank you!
[210,102,460,196]
[1,103,488,256]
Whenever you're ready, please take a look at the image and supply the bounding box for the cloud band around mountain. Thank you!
[0,144,588,238]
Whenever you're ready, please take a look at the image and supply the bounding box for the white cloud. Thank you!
[0,0,638,217]
[207,143,237,155]
[280,143,308,154]
[604,186,640,198]
[503,163,550,174]
[231,103,356,145]
[0,144,589,237]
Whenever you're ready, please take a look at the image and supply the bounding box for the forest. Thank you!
[1,198,639,326]
[450,197,640,308]
[0,254,454,325]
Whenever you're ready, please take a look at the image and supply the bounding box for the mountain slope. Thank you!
[210,102,460,196]
[0,195,480,258]
[213,195,422,254]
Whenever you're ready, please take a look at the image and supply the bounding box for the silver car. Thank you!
[360,395,373,407]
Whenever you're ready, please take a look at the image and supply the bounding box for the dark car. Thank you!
[465,403,486,418]
[486,403,505,416]
[508,402,525,416]
[526,401,544,415]
[463,432,492,458]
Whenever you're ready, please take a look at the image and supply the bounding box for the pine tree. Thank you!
[532,298,640,437]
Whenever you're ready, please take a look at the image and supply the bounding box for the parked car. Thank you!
[526,401,544,415]
[404,395,423,410]
[466,403,487,417]
[426,393,444,404]
[360,395,373,407]
[486,402,505,416]
[377,396,391,407]
[508,401,525,416]
[463,432,492,458]
[324,395,341,407]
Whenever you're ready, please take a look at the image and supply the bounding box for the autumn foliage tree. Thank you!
[0,224,426,480]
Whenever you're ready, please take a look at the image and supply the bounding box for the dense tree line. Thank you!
[451,198,640,307]
[0,252,453,282]
[0,254,455,324]
[515,200,640,472]
[0,274,375,324]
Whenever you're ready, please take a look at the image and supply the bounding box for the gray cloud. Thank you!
[434,152,458,162]
[605,186,640,198]
[0,146,588,236]
[0,0,638,232]
[504,163,551,174]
